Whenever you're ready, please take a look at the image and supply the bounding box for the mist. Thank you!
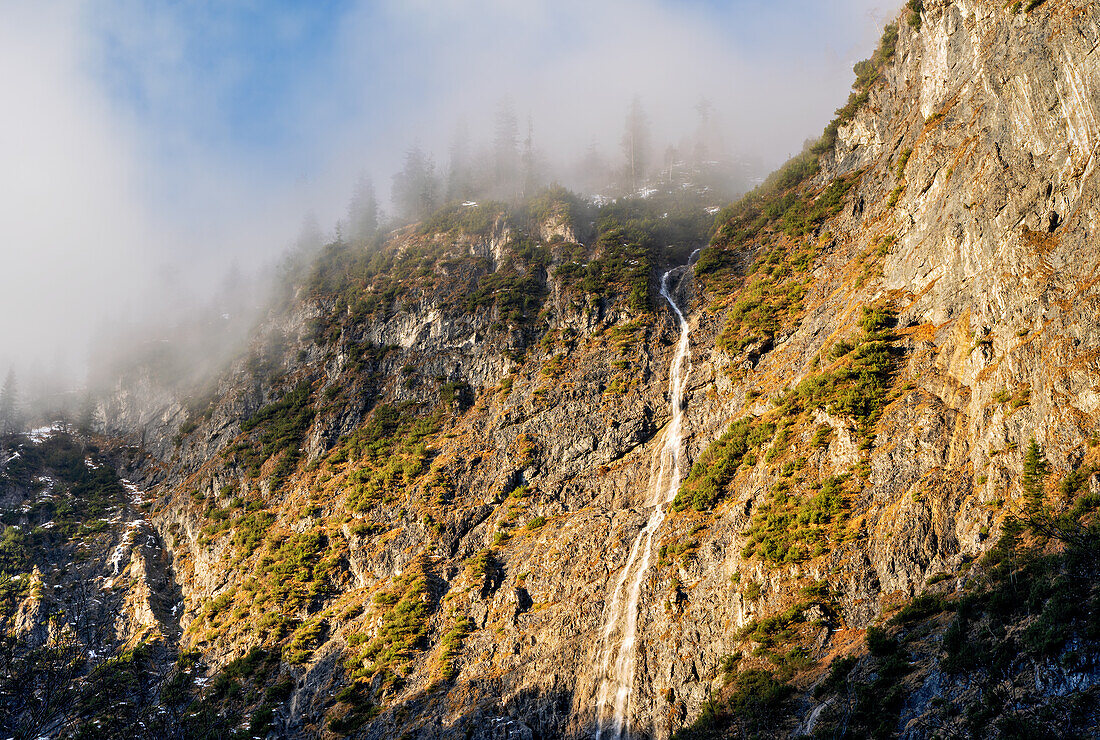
[0,0,899,414]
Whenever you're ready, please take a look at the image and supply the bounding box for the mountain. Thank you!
[4,0,1100,738]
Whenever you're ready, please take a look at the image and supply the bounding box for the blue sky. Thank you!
[90,2,354,171]
[84,0,897,195]
[0,0,899,371]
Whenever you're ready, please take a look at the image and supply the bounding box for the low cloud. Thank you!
[0,0,899,389]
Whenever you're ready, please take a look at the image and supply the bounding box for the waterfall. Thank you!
[594,264,693,739]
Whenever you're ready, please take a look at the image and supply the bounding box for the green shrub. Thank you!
[674,418,775,511]
[466,260,547,325]
[726,669,793,727]
[896,148,912,178]
[231,511,275,557]
[327,681,377,733]
[345,561,433,690]
[334,404,439,513]
[284,619,327,665]
[889,592,948,625]
[465,549,497,586]
[439,613,474,680]
[234,382,316,487]
[907,0,923,27]
[865,626,897,657]
[671,670,792,739]
[555,222,653,313]
[419,201,501,236]
[743,475,848,564]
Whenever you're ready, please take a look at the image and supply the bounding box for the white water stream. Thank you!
[594,264,693,740]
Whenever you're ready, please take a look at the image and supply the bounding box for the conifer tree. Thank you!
[493,96,520,198]
[0,369,20,436]
[1023,437,1047,521]
[347,174,379,243]
[446,120,475,202]
[521,117,541,199]
[621,96,651,194]
[392,146,439,222]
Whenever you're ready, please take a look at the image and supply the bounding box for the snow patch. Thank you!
[107,520,146,576]
[27,423,65,443]
[120,479,148,507]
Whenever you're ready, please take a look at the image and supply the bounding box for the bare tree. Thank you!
[0,628,84,740]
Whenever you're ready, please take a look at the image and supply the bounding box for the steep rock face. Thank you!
[0,433,181,706]
[62,1,1100,738]
[96,369,187,462]
[818,0,1100,581]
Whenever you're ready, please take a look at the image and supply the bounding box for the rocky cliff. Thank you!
[5,1,1100,738]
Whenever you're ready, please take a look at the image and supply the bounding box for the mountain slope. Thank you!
[6,1,1100,738]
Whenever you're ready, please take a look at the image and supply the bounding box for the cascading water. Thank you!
[593,263,694,740]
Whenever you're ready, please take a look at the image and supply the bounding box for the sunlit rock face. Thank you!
[7,1,1100,738]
